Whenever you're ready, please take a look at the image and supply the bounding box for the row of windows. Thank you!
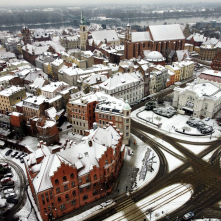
[41,190,53,205]
[73,121,86,127]
[72,115,85,120]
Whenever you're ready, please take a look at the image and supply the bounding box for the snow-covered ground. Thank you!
[178,143,209,155]
[132,107,220,142]
[127,134,160,190]
[103,184,192,221]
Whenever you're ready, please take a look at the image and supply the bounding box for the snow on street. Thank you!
[103,184,192,221]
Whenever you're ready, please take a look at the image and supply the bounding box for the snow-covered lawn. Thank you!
[132,107,220,142]
[128,134,160,190]
[103,184,192,221]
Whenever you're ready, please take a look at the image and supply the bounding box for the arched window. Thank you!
[94,174,97,180]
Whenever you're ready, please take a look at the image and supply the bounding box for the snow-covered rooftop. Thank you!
[0,85,24,97]
[149,24,185,41]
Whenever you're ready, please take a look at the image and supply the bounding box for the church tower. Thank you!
[80,11,88,51]
[21,26,31,45]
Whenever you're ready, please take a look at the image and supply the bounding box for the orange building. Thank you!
[124,24,185,60]
[24,123,125,221]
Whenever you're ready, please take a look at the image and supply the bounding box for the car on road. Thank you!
[4,192,17,199]
[3,188,14,194]
[11,151,18,158]
[1,177,11,183]
[6,198,18,204]
[183,211,194,220]
[5,149,13,156]
[100,199,113,207]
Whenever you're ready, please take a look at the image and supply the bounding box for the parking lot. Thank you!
[133,107,221,141]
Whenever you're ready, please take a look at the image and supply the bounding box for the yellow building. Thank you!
[0,86,26,114]
[165,64,181,82]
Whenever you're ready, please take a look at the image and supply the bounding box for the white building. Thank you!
[173,81,221,118]
[99,72,144,104]
[41,82,70,99]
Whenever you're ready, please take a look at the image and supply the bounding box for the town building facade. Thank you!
[24,123,125,221]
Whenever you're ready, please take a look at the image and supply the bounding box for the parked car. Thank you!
[3,173,13,178]
[20,158,24,163]
[6,198,18,204]
[15,153,23,159]
[5,149,13,156]
[4,188,14,194]
[4,192,17,199]
[1,177,11,183]
[0,163,8,167]
[205,117,210,121]
[186,119,199,127]
[2,185,14,190]
[200,125,213,134]
[2,181,14,187]
[196,121,206,129]
[11,152,18,158]
[19,153,25,159]
[183,212,194,220]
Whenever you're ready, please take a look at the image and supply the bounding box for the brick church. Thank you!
[124,24,185,60]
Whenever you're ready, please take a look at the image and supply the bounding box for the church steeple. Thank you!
[80,10,86,25]
[80,10,87,51]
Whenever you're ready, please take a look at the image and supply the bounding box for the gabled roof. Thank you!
[131,32,151,42]
[91,30,119,43]
[149,24,185,41]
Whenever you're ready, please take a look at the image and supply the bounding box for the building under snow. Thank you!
[173,80,221,118]
[24,123,125,221]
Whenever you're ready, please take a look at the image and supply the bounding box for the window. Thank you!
[65,194,69,200]
[105,159,108,164]
[72,190,76,196]
[45,192,49,202]
[70,173,74,179]
[94,174,97,180]
[58,197,61,202]
[56,188,60,193]
[93,190,98,196]
[64,185,68,191]
[41,194,45,205]
[80,188,83,193]
[83,194,88,200]
[60,204,65,210]
[79,178,82,184]
[86,175,89,182]
[71,199,76,206]
[55,179,59,184]
[63,176,67,182]
[44,208,47,213]
[49,191,53,199]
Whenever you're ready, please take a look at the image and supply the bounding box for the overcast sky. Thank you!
[2,0,221,7]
